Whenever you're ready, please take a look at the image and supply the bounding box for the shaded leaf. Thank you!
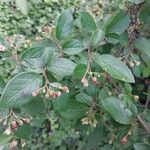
[133,37,150,58]
[101,97,133,124]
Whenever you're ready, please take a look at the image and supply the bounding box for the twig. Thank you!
[137,114,150,135]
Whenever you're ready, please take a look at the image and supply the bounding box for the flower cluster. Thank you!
[0,44,6,52]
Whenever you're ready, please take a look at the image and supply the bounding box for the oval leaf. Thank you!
[133,37,150,58]
[93,53,135,83]
[80,11,97,33]
[101,97,133,124]
[104,10,130,34]
[48,58,76,78]
[62,39,84,55]
[0,72,42,108]
[56,9,73,40]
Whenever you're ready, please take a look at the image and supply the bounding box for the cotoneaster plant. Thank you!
[0,1,150,149]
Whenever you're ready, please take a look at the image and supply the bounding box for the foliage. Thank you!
[0,0,150,149]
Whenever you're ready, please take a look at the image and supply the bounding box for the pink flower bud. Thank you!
[0,44,6,52]
[55,91,61,97]
[10,140,18,149]
[62,86,69,93]
[32,90,38,97]
[83,80,89,87]
[22,118,30,124]
[81,76,86,83]
[91,77,98,85]
[11,121,17,129]
[120,136,128,144]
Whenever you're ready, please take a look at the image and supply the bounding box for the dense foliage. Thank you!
[0,0,150,149]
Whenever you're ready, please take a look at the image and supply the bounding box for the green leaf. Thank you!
[15,0,28,15]
[22,39,55,69]
[56,9,73,40]
[62,39,84,55]
[133,37,150,58]
[80,11,97,33]
[0,72,42,108]
[101,97,133,124]
[73,63,87,79]
[91,29,105,48]
[104,10,130,34]
[134,143,150,150]
[76,93,92,105]
[14,124,31,140]
[21,97,45,116]
[93,53,135,83]
[61,101,88,120]
[0,134,12,145]
[48,58,76,78]
[0,75,5,94]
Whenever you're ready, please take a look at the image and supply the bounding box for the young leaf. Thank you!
[93,53,135,83]
[56,9,73,40]
[48,58,76,78]
[104,10,130,34]
[80,11,97,33]
[91,29,105,48]
[133,37,150,57]
[0,72,42,108]
[73,64,87,79]
[101,97,133,124]
[62,39,84,55]
[0,75,5,94]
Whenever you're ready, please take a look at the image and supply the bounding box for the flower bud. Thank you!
[11,121,17,129]
[91,77,98,85]
[10,140,18,149]
[4,127,11,135]
[83,80,89,87]
[81,76,86,84]
[55,91,61,97]
[133,95,139,101]
[18,120,24,126]
[0,44,6,52]
[62,86,69,93]
[120,136,128,144]
[129,62,134,67]
[135,61,140,66]
[22,118,30,124]
[32,90,38,97]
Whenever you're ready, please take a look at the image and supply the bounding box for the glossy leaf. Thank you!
[134,37,150,57]
[0,72,42,108]
[48,58,76,77]
[80,11,97,33]
[62,39,84,55]
[56,9,73,40]
[93,53,135,83]
[101,97,133,124]
[104,10,130,34]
